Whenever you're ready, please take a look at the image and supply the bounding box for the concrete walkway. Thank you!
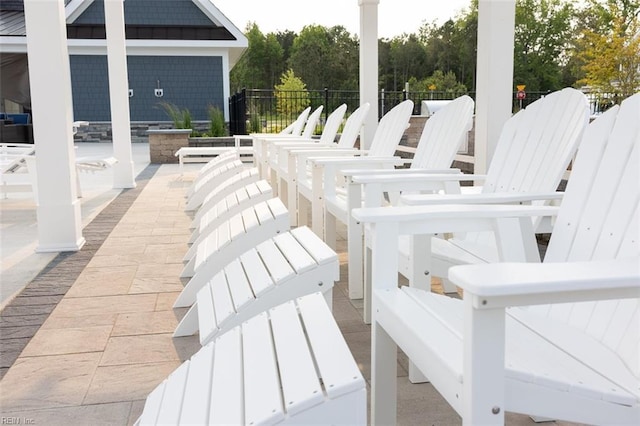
[0,154,573,425]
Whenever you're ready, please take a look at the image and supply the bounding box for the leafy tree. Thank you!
[513,0,576,91]
[288,25,333,89]
[230,23,284,91]
[286,25,359,90]
[409,70,468,94]
[274,69,310,115]
[574,0,640,98]
[386,34,429,91]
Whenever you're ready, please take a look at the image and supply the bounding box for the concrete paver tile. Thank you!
[136,263,184,279]
[0,352,101,411]
[20,325,113,357]
[42,312,118,330]
[1,402,132,426]
[66,265,138,297]
[128,277,184,294]
[100,334,183,366]
[154,292,181,311]
[83,362,179,405]
[112,311,180,336]
[52,294,157,317]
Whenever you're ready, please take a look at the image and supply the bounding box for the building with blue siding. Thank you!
[0,0,247,123]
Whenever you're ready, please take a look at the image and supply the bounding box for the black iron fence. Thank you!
[228,88,620,135]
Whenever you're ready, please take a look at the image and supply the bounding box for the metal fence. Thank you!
[229,88,620,135]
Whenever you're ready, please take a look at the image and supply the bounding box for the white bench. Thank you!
[176,197,290,308]
[175,226,338,345]
[137,293,366,425]
[176,145,254,176]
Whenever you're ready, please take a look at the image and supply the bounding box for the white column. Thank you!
[359,0,379,150]
[222,53,231,121]
[105,0,136,189]
[24,0,84,252]
[474,0,516,174]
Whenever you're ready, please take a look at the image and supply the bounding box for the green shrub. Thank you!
[208,105,226,137]
[158,102,192,130]
[249,110,262,133]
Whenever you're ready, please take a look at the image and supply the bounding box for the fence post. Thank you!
[240,88,247,135]
[324,87,329,125]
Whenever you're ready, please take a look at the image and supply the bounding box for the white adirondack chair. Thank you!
[267,104,347,216]
[191,167,261,227]
[322,95,474,299]
[295,99,414,238]
[184,150,241,197]
[352,88,590,319]
[185,158,252,211]
[175,226,339,345]
[353,92,639,425]
[136,293,366,426]
[254,105,322,181]
[175,197,290,308]
[1,144,37,198]
[277,103,371,226]
[180,108,312,178]
[188,179,272,243]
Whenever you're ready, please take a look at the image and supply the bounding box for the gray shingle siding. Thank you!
[70,55,224,122]
[74,0,213,26]
[69,55,111,121]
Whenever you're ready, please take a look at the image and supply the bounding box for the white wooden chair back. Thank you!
[484,88,589,194]
[317,104,347,144]
[462,88,589,247]
[534,93,640,379]
[301,106,324,139]
[411,95,474,169]
[291,106,312,136]
[367,100,414,157]
[336,103,371,148]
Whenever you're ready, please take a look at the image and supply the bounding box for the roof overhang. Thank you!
[1,0,247,66]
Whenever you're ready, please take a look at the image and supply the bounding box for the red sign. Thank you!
[517,90,526,100]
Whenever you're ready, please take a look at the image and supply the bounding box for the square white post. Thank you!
[24,0,84,252]
[474,0,516,174]
[105,0,136,189]
[359,0,379,150]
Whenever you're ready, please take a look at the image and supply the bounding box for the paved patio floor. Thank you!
[0,145,577,425]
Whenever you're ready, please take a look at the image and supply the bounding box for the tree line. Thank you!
[230,0,639,100]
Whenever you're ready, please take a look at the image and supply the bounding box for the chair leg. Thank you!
[347,217,364,299]
[297,194,309,227]
[371,321,398,426]
[324,211,336,250]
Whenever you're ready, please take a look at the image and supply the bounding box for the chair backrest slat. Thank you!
[483,88,589,194]
[291,107,312,136]
[301,106,324,139]
[336,103,370,148]
[411,95,474,169]
[367,100,413,157]
[318,104,347,145]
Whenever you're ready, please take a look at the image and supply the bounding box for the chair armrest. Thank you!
[353,204,558,264]
[341,168,461,176]
[272,139,315,147]
[401,191,565,205]
[310,156,404,167]
[351,172,486,185]
[450,258,640,308]
[352,203,559,224]
[291,148,362,157]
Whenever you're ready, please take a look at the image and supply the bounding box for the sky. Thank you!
[212,0,473,39]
